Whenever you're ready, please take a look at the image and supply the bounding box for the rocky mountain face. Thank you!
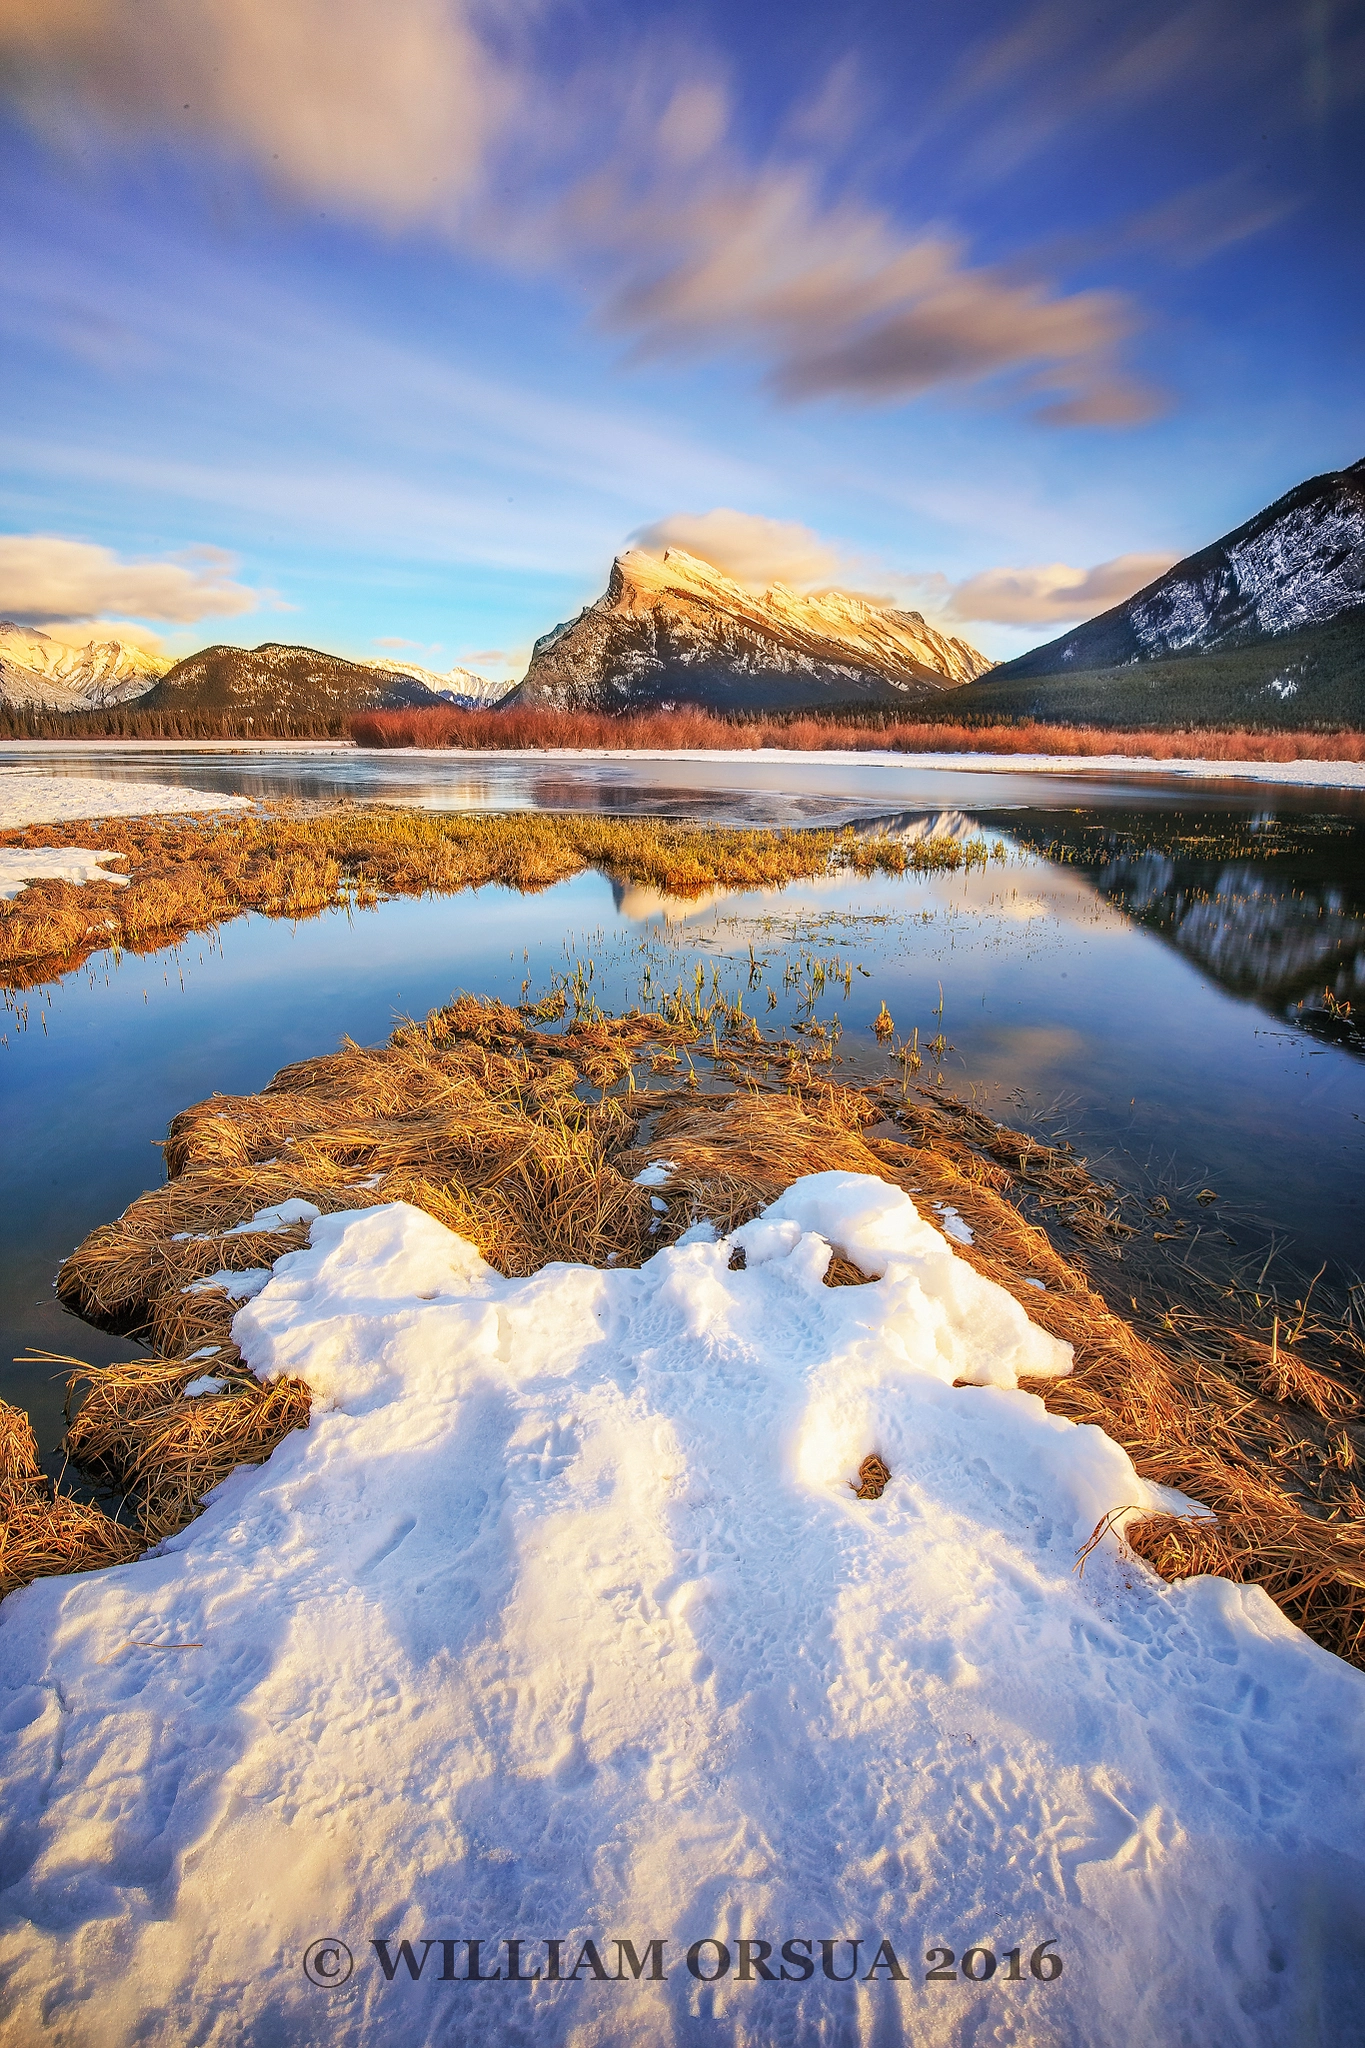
[0,623,170,711]
[507,549,992,713]
[359,657,517,707]
[995,457,1365,681]
[143,643,449,722]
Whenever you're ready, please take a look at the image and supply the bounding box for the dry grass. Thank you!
[0,806,984,989]
[351,703,1365,762]
[63,1358,312,1543]
[18,996,1365,1665]
[851,1455,892,1500]
[1,1395,143,1599]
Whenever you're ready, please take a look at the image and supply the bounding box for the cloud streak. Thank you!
[0,534,258,626]
[0,0,1154,425]
[945,552,1178,625]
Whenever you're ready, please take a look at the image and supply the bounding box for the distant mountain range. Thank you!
[4,457,1362,731]
[506,548,991,713]
[0,631,515,719]
[953,456,1365,726]
[0,624,170,711]
[355,657,516,708]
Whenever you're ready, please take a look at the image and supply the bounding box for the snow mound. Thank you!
[0,772,250,828]
[0,846,129,900]
[1,1174,1362,2045]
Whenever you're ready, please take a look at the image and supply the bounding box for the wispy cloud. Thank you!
[0,533,258,626]
[945,552,1178,626]
[0,0,1155,426]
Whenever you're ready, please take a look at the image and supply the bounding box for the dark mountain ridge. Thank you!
[144,643,445,722]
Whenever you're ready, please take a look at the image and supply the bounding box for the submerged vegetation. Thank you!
[0,804,995,989]
[350,702,1365,759]
[4,996,1361,1667]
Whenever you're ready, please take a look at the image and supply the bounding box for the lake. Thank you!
[3,752,1363,1470]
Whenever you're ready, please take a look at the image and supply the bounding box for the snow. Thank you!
[182,1266,272,1300]
[633,1160,677,1186]
[173,1199,322,1243]
[1,1175,1362,2045]
[0,772,251,828]
[933,1202,974,1245]
[0,846,130,900]
[182,1375,228,1398]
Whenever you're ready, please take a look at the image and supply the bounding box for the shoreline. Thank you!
[2,738,1365,790]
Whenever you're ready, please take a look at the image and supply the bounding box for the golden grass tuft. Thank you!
[1,1397,143,1598]
[851,1454,892,1500]
[63,1358,312,1543]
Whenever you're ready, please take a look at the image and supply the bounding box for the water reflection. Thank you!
[998,809,1365,1049]
[10,744,1365,826]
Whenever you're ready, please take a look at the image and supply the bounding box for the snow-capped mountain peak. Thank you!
[509,547,992,713]
[359,656,517,707]
[0,623,171,711]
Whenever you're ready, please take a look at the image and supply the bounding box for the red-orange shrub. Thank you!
[348,706,1365,763]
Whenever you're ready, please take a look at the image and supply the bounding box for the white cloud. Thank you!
[945,552,1178,626]
[0,534,258,625]
[33,617,167,654]
[632,509,849,591]
[0,0,1154,426]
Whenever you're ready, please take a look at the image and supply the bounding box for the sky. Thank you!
[2,0,1363,678]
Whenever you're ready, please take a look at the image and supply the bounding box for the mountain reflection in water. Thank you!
[1002,809,1365,1051]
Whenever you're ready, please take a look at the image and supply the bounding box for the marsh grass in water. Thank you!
[0,805,997,989]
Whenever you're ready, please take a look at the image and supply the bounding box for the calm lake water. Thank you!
[3,754,1363,1467]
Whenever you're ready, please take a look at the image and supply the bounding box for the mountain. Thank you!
[505,548,992,713]
[945,610,1365,729]
[359,656,517,707]
[0,623,170,711]
[142,643,450,723]
[995,457,1365,680]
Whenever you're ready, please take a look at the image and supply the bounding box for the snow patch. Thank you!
[0,773,251,829]
[0,846,130,900]
[182,1267,272,1301]
[173,1199,322,1243]
[934,1202,974,1245]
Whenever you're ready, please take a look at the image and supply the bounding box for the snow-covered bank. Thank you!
[1,740,1363,791]
[2,1176,1363,2046]
[417,744,1365,792]
[0,847,130,900]
[0,772,252,828]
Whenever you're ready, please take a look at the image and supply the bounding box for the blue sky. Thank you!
[2,0,1362,676]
